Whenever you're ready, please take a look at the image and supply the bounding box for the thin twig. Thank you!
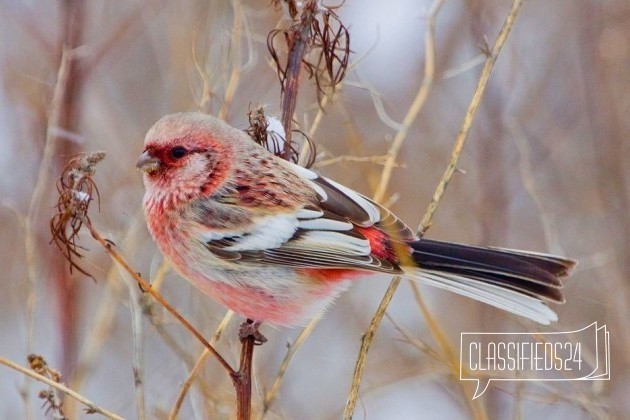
[168,310,235,420]
[123,265,147,420]
[344,0,526,416]
[0,356,124,420]
[22,45,74,419]
[219,0,245,120]
[372,0,445,203]
[418,0,526,235]
[343,276,401,419]
[343,2,444,416]
[262,315,322,417]
[314,154,404,168]
[80,218,235,375]
[409,282,487,419]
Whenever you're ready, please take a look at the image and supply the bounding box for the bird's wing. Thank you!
[286,162,416,242]
[192,161,418,273]
[199,205,403,273]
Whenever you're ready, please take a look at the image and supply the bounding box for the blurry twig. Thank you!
[345,77,403,132]
[124,266,147,420]
[168,310,235,420]
[49,153,235,376]
[219,0,246,120]
[409,282,487,419]
[0,356,123,420]
[344,1,444,416]
[418,0,526,235]
[343,277,401,419]
[69,223,140,397]
[314,154,404,168]
[372,0,445,203]
[441,53,485,80]
[262,315,322,417]
[345,0,526,416]
[269,0,350,157]
[384,313,442,362]
[22,46,75,417]
[509,120,562,254]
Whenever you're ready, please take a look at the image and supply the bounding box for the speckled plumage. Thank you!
[138,112,576,326]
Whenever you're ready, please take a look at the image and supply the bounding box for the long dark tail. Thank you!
[407,239,576,325]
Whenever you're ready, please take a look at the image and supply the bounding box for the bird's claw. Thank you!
[239,320,267,345]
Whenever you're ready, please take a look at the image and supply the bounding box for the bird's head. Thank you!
[137,113,238,204]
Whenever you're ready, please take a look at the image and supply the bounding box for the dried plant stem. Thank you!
[343,2,443,416]
[298,92,331,167]
[372,0,444,203]
[262,315,322,417]
[278,0,316,154]
[344,0,525,416]
[80,217,235,375]
[69,249,126,390]
[0,356,123,420]
[233,321,259,420]
[314,154,402,168]
[409,282,487,419]
[343,276,401,419]
[509,120,561,253]
[219,0,245,120]
[418,0,526,235]
[22,46,74,418]
[125,267,147,420]
[168,310,235,420]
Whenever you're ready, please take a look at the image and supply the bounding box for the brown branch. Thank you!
[343,277,401,419]
[80,218,235,375]
[344,0,526,417]
[409,282,487,419]
[0,356,124,420]
[168,310,235,420]
[232,320,266,420]
[418,0,526,235]
[269,0,350,158]
[262,315,322,416]
[277,1,316,154]
[372,0,445,203]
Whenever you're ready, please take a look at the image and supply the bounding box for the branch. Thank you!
[0,356,124,420]
[168,310,235,420]
[262,315,322,416]
[80,219,235,375]
[344,0,527,416]
[343,277,401,418]
[418,0,526,235]
[372,0,445,203]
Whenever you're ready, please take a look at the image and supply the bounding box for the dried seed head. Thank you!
[50,152,105,279]
[244,107,316,167]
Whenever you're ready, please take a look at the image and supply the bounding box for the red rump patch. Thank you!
[354,226,399,262]
[299,268,362,285]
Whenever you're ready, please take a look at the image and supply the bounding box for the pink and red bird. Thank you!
[137,113,575,326]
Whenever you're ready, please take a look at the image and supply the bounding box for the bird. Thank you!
[136,112,576,328]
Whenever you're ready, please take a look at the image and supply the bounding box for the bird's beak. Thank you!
[136,150,161,174]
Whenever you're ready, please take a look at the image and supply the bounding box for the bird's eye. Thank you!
[170,146,188,159]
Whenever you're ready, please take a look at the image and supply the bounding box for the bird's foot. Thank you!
[239,320,267,345]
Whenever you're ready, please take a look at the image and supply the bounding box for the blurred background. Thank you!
[0,0,628,418]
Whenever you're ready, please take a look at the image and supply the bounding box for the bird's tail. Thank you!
[406,239,576,325]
